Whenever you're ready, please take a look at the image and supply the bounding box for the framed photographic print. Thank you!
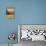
[18,24,46,41]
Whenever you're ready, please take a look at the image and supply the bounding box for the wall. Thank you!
[16,0,46,24]
[0,0,17,44]
[0,0,46,44]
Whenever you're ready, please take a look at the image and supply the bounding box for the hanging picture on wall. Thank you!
[6,7,15,19]
[18,24,46,42]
